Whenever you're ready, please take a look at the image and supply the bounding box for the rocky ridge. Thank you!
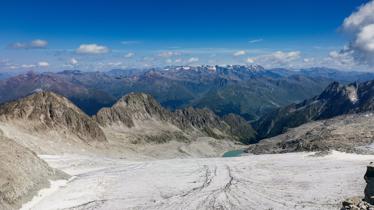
[246,112,374,154]
[255,80,374,140]
[0,91,107,143]
[95,92,255,144]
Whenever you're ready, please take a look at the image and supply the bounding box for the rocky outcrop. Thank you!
[255,80,374,140]
[365,163,374,204]
[0,133,68,210]
[341,197,373,210]
[95,92,256,143]
[0,91,107,143]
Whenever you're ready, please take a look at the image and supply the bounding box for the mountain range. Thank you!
[2,65,373,121]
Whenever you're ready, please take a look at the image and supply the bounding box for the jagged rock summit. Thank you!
[0,91,107,143]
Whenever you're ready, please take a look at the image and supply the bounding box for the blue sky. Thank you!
[0,0,373,71]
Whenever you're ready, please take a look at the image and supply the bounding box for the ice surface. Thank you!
[24,151,374,210]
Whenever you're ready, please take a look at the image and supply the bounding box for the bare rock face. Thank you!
[0,91,106,143]
[95,92,256,143]
[0,133,68,210]
[365,163,374,204]
[96,93,172,128]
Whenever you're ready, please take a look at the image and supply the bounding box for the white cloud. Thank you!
[338,0,374,66]
[272,51,300,61]
[233,50,246,56]
[124,52,134,58]
[9,39,48,49]
[165,59,173,64]
[76,44,109,54]
[69,58,78,65]
[187,57,199,63]
[21,64,36,68]
[326,49,356,67]
[355,24,374,53]
[30,39,48,48]
[248,39,263,44]
[107,62,122,66]
[303,58,315,63]
[37,61,49,67]
[10,42,27,49]
[246,58,255,63]
[164,58,183,64]
[343,1,374,32]
[158,51,181,58]
[121,40,141,45]
[245,51,301,68]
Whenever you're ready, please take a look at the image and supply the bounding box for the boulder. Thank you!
[365,162,374,204]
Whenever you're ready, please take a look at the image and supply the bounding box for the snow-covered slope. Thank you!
[25,152,374,210]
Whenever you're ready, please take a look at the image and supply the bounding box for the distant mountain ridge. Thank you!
[0,66,373,120]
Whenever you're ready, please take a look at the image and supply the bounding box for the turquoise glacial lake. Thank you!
[222,149,245,157]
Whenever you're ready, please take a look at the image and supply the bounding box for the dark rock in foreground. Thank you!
[365,163,374,205]
[341,163,374,210]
